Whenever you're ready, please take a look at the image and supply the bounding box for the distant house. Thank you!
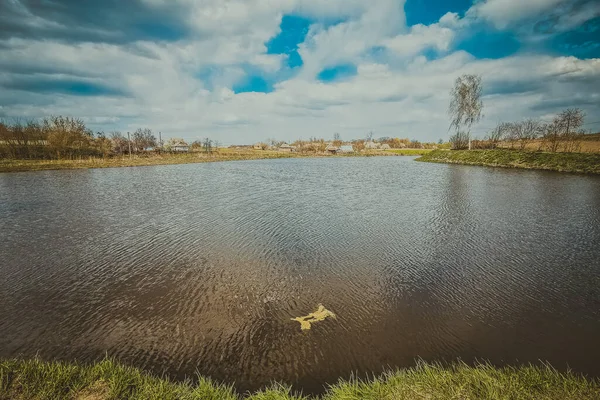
[278,143,296,152]
[380,143,391,150]
[325,144,339,154]
[364,141,379,149]
[253,143,264,150]
[170,140,189,152]
[339,145,354,153]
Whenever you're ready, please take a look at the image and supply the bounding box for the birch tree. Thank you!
[448,75,483,149]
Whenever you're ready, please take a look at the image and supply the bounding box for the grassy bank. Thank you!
[417,149,600,174]
[384,148,433,156]
[1,358,598,400]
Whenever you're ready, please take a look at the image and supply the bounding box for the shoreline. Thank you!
[0,149,432,174]
[416,149,600,174]
[1,358,598,399]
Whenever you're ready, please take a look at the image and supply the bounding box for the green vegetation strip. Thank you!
[417,149,600,174]
[384,149,433,156]
[1,358,598,399]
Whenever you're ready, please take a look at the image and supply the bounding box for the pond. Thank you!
[1,157,599,394]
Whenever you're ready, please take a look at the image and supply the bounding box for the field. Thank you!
[417,149,600,174]
[1,358,598,400]
[495,133,600,153]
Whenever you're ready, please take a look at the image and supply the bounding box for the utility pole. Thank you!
[127,131,132,159]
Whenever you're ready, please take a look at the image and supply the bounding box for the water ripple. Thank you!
[1,157,599,394]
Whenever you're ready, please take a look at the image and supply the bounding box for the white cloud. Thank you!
[297,0,406,78]
[1,0,599,144]
[467,0,564,29]
[384,22,455,57]
[466,0,600,33]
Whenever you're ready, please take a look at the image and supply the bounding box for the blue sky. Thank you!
[0,0,599,144]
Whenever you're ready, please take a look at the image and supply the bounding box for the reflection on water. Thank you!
[1,157,599,394]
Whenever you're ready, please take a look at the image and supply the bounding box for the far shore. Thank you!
[0,149,432,173]
[417,149,600,174]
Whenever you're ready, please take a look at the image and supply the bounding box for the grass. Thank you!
[383,148,433,156]
[416,149,600,174]
[1,358,598,399]
[0,150,298,173]
[0,149,420,173]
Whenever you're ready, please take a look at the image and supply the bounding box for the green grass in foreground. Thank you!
[417,149,600,174]
[1,358,598,400]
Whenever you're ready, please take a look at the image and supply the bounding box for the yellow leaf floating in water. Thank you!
[291,304,336,330]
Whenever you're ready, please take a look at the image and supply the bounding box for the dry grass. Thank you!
[496,134,600,153]
[0,148,421,173]
[0,150,298,173]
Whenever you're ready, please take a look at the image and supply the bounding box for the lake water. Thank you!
[1,157,599,394]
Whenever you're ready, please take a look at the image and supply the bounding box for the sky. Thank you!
[0,0,599,144]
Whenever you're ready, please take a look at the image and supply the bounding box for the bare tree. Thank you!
[541,119,562,153]
[559,108,585,137]
[505,119,542,150]
[352,139,366,152]
[43,116,92,158]
[203,137,213,154]
[558,108,585,153]
[448,74,483,149]
[132,128,157,152]
[333,132,342,147]
[540,108,585,152]
[366,131,374,142]
[487,122,510,149]
[449,131,470,150]
[110,131,127,155]
[518,119,542,150]
[191,140,203,151]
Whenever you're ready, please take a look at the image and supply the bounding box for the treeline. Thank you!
[460,108,589,153]
[350,136,441,150]
[259,136,441,153]
[0,116,218,160]
[0,116,152,159]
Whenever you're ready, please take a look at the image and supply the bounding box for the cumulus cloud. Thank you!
[0,0,599,143]
[297,0,406,78]
[384,22,455,57]
[467,0,600,34]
